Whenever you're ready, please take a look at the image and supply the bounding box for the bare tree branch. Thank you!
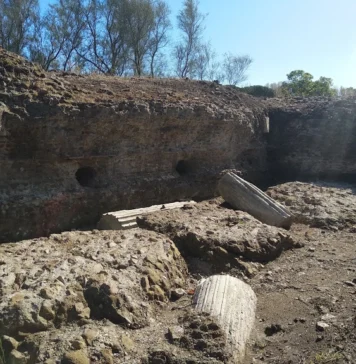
[222,53,253,85]
[174,0,206,78]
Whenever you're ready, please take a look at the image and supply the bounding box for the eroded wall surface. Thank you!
[0,49,268,242]
[267,97,356,183]
[2,49,355,243]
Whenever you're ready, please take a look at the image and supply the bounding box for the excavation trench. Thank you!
[1,46,356,242]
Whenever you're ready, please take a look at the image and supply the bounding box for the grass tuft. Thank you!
[310,351,343,364]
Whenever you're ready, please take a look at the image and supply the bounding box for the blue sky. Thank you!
[39,0,356,88]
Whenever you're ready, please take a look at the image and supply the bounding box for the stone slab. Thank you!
[98,201,196,230]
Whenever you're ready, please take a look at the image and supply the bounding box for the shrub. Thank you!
[240,85,276,98]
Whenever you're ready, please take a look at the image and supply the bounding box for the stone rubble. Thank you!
[137,198,302,273]
[1,180,356,362]
[267,181,356,230]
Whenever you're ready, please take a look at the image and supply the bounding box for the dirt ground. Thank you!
[138,181,356,364]
[135,202,356,364]
[247,223,356,364]
[1,181,356,364]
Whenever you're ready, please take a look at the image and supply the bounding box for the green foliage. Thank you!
[30,0,86,71]
[0,0,40,55]
[281,70,336,97]
[0,0,255,81]
[124,0,156,76]
[240,85,276,98]
[174,0,206,78]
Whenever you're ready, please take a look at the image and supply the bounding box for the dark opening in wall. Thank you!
[176,160,189,175]
[76,167,96,187]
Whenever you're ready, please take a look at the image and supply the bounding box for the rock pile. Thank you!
[0,230,187,362]
[138,198,302,275]
[267,181,356,230]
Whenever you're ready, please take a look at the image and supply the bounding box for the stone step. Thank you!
[98,200,196,230]
[109,201,196,219]
[121,222,138,230]
[117,216,137,224]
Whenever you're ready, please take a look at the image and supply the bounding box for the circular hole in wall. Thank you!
[176,160,189,175]
[75,167,96,187]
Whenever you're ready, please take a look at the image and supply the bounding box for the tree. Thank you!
[206,60,224,82]
[281,70,336,97]
[0,0,258,81]
[281,70,314,96]
[174,0,205,78]
[194,42,216,80]
[339,87,356,98]
[147,0,171,77]
[0,0,40,55]
[72,0,171,76]
[30,0,86,71]
[29,14,62,70]
[265,82,286,97]
[241,85,276,98]
[313,76,335,96]
[124,0,155,76]
[78,0,130,75]
[222,53,252,85]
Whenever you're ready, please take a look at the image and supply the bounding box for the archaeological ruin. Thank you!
[1,48,356,363]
